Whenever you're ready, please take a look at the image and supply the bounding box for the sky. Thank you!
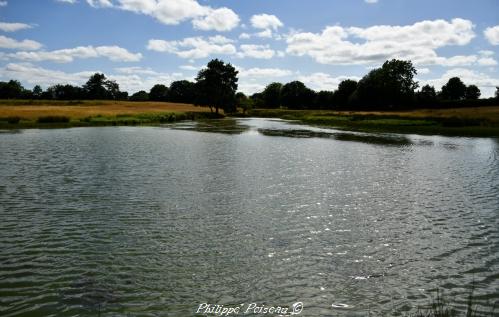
[0,0,498,96]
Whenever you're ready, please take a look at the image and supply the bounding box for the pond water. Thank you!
[1,118,498,316]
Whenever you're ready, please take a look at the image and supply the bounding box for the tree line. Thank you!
[1,59,498,112]
[248,60,498,111]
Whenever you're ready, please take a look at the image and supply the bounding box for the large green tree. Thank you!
[465,85,481,100]
[281,81,315,109]
[149,84,169,101]
[83,73,122,100]
[261,82,282,108]
[354,59,418,109]
[168,80,196,104]
[440,77,466,100]
[195,59,239,114]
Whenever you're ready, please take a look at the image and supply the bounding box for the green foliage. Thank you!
[0,80,25,99]
[149,84,169,101]
[354,59,418,109]
[169,80,196,104]
[37,116,70,123]
[440,77,467,101]
[195,59,239,114]
[281,81,316,109]
[315,90,335,109]
[261,82,283,108]
[83,73,123,100]
[465,85,481,100]
[334,79,358,108]
[417,85,438,106]
[130,90,149,102]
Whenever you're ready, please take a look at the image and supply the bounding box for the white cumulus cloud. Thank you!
[484,25,499,45]
[238,44,275,59]
[0,35,42,50]
[5,45,142,63]
[147,36,237,59]
[286,18,478,67]
[0,22,33,32]
[298,73,361,91]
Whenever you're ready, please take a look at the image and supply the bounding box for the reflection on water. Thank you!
[0,118,498,316]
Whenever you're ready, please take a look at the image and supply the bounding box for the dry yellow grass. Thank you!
[332,106,499,123]
[0,100,210,120]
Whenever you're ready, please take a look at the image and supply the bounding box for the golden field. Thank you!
[0,100,210,120]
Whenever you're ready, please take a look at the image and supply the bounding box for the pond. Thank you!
[1,118,498,316]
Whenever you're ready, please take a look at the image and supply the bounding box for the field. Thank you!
[249,106,499,137]
[0,100,217,128]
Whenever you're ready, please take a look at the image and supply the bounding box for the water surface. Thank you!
[1,118,498,316]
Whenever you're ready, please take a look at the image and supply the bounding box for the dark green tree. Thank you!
[32,85,43,99]
[0,80,24,99]
[354,59,418,109]
[334,79,358,108]
[130,90,149,101]
[465,85,481,100]
[440,77,466,100]
[315,90,335,109]
[261,82,282,108]
[168,80,196,104]
[281,81,315,109]
[235,92,253,114]
[83,73,109,99]
[496,87,499,100]
[416,84,437,106]
[149,84,169,101]
[46,84,84,100]
[195,59,239,114]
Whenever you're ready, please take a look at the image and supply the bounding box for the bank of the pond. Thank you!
[0,100,221,128]
[248,107,499,137]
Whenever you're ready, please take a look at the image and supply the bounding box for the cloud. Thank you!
[365,0,378,3]
[95,0,239,31]
[5,45,142,63]
[86,0,112,7]
[0,35,42,50]
[0,62,187,94]
[0,63,96,87]
[238,67,292,79]
[238,44,275,59]
[484,25,499,45]
[286,18,478,67]
[250,14,283,31]
[0,22,33,32]
[235,66,293,94]
[56,0,77,3]
[0,1,7,6]
[422,68,499,97]
[192,7,240,32]
[147,36,236,59]
[298,73,361,91]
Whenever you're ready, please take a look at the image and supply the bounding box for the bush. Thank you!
[6,116,21,124]
[37,116,70,123]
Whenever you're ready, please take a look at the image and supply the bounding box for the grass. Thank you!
[248,107,499,137]
[0,100,219,128]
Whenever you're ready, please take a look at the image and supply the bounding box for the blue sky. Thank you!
[1,0,498,96]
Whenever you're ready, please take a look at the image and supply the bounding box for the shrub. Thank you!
[37,116,70,123]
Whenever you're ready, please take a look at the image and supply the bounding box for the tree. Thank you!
[496,87,499,100]
[32,85,43,99]
[235,92,253,114]
[46,84,84,100]
[149,84,169,101]
[354,59,418,109]
[130,90,149,101]
[168,80,196,104]
[261,82,282,108]
[416,84,437,106]
[195,59,239,114]
[281,81,315,109]
[440,77,466,100]
[465,85,481,100]
[0,80,24,99]
[83,73,123,100]
[334,79,357,108]
[315,90,335,109]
